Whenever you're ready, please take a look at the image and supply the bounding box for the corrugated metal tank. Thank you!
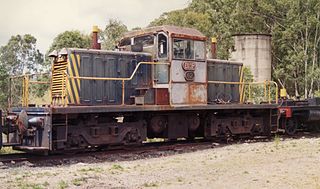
[230,34,271,82]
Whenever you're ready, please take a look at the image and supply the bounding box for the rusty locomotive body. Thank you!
[1,26,282,153]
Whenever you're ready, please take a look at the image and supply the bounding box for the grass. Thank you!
[16,181,46,189]
[146,138,165,143]
[13,172,49,189]
[42,181,49,187]
[177,177,184,182]
[143,182,158,187]
[58,180,68,189]
[274,134,281,149]
[110,164,124,171]
[0,147,23,154]
[72,177,87,186]
[79,167,103,173]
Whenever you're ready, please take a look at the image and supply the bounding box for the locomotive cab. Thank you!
[119,25,208,106]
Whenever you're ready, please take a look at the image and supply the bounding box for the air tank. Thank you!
[230,34,272,82]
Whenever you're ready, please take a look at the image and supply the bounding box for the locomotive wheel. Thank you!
[188,114,200,132]
[310,124,320,133]
[285,118,298,135]
[150,116,167,134]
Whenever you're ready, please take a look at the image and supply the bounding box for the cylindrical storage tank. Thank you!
[230,34,271,82]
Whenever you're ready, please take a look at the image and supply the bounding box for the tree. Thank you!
[45,30,91,69]
[0,34,44,107]
[149,0,320,98]
[0,34,44,75]
[101,19,128,50]
[47,30,91,54]
[0,64,8,107]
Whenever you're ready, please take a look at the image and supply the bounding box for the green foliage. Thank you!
[47,30,91,53]
[101,19,128,50]
[110,164,124,171]
[0,34,44,107]
[46,30,90,66]
[0,147,23,154]
[71,177,87,186]
[143,182,158,187]
[58,180,68,189]
[149,0,320,98]
[274,134,281,149]
[79,167,103,173]
[0,64,9,107]
[0,34,44,75]
[243,66,254,82]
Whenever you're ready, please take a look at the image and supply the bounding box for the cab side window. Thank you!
[173,39,194,59]
[158,34,168,59]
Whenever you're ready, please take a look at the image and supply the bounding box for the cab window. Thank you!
[134,35,154,47]
[194,41,205,60]
[173,38,205,60]
[154,64,169,84]
[158,33,168,59]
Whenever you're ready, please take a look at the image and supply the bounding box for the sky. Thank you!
[0,0,190,53]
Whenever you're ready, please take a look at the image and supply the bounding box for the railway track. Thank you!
[0,132,319,167]
[0,139,213,165]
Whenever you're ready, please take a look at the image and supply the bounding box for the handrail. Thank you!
[67,62,170,81]
[9,73,51,107]
[64,62,170,106]
[10,73,50,79]
[207,80,278,104]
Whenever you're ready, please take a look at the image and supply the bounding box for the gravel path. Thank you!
[0,137,320,189]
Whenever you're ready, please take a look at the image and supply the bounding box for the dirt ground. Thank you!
[0,137,320,189]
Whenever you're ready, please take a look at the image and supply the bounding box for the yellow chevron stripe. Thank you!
[67,79,75,104]
[76,54,81,68]
[71,54,80,88]
[67,61,79,104]
[66,94,69,105]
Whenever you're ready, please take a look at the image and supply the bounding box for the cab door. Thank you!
[153,32,170,105]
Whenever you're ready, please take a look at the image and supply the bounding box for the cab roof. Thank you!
[123,25,207,41]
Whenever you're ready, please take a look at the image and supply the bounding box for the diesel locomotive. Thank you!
[0,25,302,154]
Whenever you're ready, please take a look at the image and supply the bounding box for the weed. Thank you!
[17,182,44,189]
[0,147,23,154]
[79,167,103,173]
[274,134,280,149]
[243,171,249,174]
[143,182,158,187]
[43,181,49,187]
[146,138,165,143]
[72,177,87,186]
[35,172,52,177]
[110,164,124,171]
[58,180,68,189]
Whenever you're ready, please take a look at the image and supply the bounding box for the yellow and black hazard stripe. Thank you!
[67,53,81,104]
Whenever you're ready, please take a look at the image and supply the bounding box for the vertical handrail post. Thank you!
[122,80,125,105]
[268,81,271,104]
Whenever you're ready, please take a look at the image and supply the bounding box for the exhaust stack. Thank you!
[211,37,217,59]
[92,26,101,49]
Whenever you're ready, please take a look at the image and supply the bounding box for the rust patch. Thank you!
[189,84,207,104]
[155,88,169,105]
